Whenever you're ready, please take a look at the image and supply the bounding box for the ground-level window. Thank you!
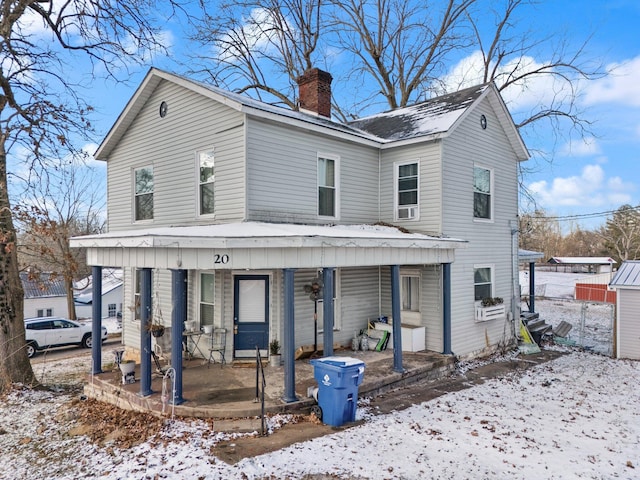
[473,165,492,220]
[199,272,215,327]
[401,275,420,312]
[317,269,340,332]
[37,308,53,317]
[474,266,493,301]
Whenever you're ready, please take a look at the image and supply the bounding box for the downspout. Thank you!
[510,220,519,338]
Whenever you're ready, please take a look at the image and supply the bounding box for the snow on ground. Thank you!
[1,273,638,480]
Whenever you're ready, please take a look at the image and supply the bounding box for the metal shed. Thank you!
[609,261,640,360]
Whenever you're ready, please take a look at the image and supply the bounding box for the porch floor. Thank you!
[84,349,455,426]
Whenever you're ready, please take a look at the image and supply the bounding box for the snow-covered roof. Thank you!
[71,221,465,250]
[548,257,616,265]
[519,249,544,263]
[96,69,528,160]
[609,261,640,288]
[348,84,486,141]
[74,268,123,304]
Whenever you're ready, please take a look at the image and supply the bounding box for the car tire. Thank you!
[81,334,92,349]
[26,342,37,359]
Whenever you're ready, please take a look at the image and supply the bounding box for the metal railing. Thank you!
[254,345,267,436]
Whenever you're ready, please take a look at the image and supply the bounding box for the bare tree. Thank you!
[0,0,185,391]
[189,0,322,108]
[15,161,105,321]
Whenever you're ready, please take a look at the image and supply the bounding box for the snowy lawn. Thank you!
[1,273,638,479]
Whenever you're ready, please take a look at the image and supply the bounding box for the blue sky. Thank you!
[52,1,640,232]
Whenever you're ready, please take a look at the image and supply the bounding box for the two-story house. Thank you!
[71,67,528,404]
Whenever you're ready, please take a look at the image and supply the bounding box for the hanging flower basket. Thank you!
[148,324,165,337]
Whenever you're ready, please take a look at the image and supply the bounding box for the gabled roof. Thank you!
[20,272,67,299]
[95,68,528,161]
[74,268,123,304]
[610,261,640,288]
[548,256,616,265]
[349,83,528,158]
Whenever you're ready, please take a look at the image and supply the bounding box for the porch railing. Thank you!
[254,346,267,436]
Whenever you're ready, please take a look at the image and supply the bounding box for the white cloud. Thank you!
[435,51,573,112]
[583,56,640,107]
[528,164,633,208]
[560,137,602,157]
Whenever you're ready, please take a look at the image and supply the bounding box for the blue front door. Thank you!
[233,275,269,358]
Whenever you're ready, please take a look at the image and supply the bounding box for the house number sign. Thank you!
[213,254,230,265]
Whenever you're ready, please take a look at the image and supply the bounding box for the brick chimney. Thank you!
[296,68,333,118]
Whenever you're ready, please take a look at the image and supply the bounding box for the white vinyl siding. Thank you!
[245,118,378,225]
[441,100,519,357]
[106,80,245,231]
[380,143,442,233]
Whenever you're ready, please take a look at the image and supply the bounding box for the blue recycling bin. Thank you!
[310,356,365,427]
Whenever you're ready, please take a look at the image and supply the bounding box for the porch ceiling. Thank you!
[71,222,466,269]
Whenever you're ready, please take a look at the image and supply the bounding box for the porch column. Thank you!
[170,269,187,405]
[390,264,404,373]
[443,263,453,355]
[322,267,335,357]
[91,265,103,375]
[139,268,153,397]
[282,268,298,403]
[529,261,536,313]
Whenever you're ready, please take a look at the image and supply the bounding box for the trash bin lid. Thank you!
[311,356,365,368]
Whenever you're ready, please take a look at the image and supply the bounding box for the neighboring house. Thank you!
[74,268,124,320]
[70,67,528,403]
[608,261,640,360]
[21,272,69,319]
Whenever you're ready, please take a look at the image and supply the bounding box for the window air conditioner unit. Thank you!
[398,206,417,220]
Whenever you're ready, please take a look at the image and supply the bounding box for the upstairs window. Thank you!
[134,165,154,221]
[395,161,419,220]
[474,266,493,301]
[318,155,338,218]
[198,149,215,215]
[473,166,492,220]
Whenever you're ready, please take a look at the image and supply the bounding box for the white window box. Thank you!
[475,304,506,322]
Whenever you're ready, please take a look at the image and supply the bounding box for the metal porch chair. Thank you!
[207,328,227,368]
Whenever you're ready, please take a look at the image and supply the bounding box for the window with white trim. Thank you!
[199,272,215,328]
[198,149,215,216]
[108,303,117,317]
[474,266,493,301]
[401,275,420,312]
[395,161,419,220]
[473,165,492,220]
[317,269,341,332]
[318,155,338,218]
[37,308,53,317]
[134,165,154,221]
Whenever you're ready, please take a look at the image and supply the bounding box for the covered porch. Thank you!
[71,222,464,408]
[85,349,455,421]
